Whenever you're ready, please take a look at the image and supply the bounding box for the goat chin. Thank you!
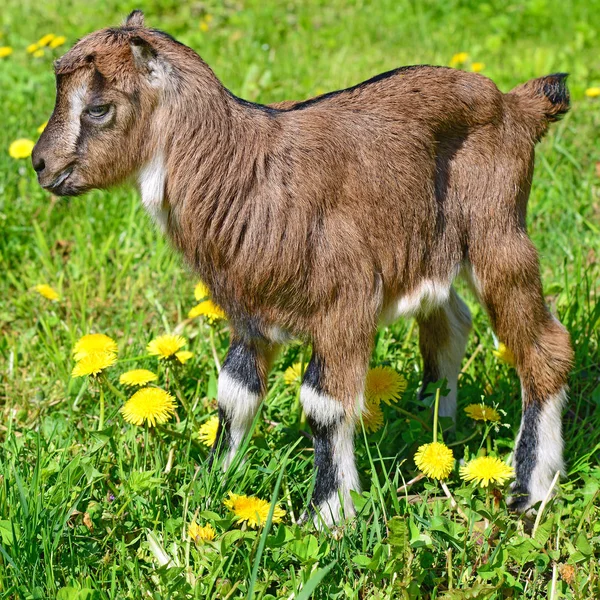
[36,12,573,526]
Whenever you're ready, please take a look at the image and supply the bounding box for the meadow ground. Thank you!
[1,0,599,598]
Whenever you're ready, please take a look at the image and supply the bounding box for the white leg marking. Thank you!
[522,388,566,507]
[139,152,168,231]
[301,385,346,424]
[436,291,472,420]
[218,371,261,469]
[301,386,361,527]
[315,419,360,527]
[380,279,452,325]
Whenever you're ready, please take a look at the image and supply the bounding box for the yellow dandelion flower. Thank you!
[26,43,39,54]
[37,34,56,47]
[147,334,186,359]
[175,350,194,364]
[120,387,176,426]
[33,49,45,58]
[119,369,158,387]
[9,139,35,159]
[283,362,303,385]
[492,342,515,366]
[49,36,66,49]
[199,415,219,447]
[72,351,117,378]
[360,398,384,434]
[37,121,48,134]
[194,280,210,301]
[414,442,454,480]
[0,47,13,58]
[471,62,485,73]
[188,300,226,322]
[73,333,118,360]
[224,492,285,528]
[200,20,210,32]
[450,52,469,67]
[460,456,514,487]
[585,87,600,98]
[188,521,216,542]
[33,283,59,301]
[365,367,407,405]
[464,403,501,423]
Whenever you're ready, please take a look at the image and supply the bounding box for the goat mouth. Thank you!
[46,166,74,192]
[42,165,74,196]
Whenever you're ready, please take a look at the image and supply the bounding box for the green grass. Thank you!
[1,0,599,598]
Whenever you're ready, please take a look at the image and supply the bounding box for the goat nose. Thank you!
[32,155,46,173]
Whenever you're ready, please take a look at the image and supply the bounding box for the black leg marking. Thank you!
[510,401,541,510]
[221,341,262,395]
[307,416,340,513]
[303,353,325,393]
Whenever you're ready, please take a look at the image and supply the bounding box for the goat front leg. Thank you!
[210,338,273,469]
[300,340,369,527]
[417,287,472,421]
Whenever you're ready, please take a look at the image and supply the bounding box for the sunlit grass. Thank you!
[1,0,599,598]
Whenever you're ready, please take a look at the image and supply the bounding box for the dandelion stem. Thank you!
[103,376,126,401]
[98,386,105,431]
[447,428,480,448]
[397,473,424,493]
[433,386,441,442]
[170,366,191,416]
[209,327,221,373]
[459,343,483,376]
[441,480,468,521]
[393,406,432,431]
[403,318,416,344]
[143,424,149,469]
[532,470,561,538]
[440,480,456,507]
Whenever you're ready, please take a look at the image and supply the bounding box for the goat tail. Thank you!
[508,73,570,140]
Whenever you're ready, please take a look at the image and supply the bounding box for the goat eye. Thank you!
[86,105,110,118]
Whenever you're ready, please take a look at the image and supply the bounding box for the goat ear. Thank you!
[130,36,170,88]
[125,9,145,28]
[130,36,156,69]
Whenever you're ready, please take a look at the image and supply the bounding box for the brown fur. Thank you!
[32,12,574,515]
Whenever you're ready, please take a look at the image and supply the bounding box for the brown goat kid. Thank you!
[33,11,573,526]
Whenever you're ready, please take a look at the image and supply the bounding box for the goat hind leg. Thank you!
[418,287,472,421]
[472,238,573,510]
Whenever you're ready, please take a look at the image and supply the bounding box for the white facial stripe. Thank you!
[139,152,168,231]
[67,83,88,149]
[527,388,566,506]
[218,371,262,468]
